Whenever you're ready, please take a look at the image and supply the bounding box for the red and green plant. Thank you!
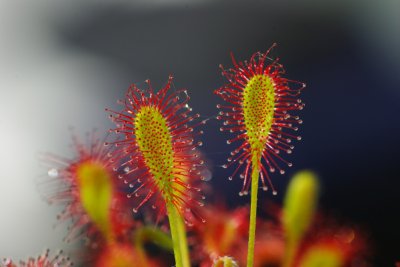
[2,46,373,267]
[215,44,305,266]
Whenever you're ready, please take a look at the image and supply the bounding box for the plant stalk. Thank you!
[167,202,191,267]
[246,154,260,267]
[283,240,298,267]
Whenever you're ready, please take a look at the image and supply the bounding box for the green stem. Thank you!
[166,202,191,267]
[247,155,260,267]
[134,226,173,252]
[283,239,298,267]
[133,227,152,267]
[176,211,191,267]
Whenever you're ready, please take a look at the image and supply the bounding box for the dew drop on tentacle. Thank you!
[48,168,59,178]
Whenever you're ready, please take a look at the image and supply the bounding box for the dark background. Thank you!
[1,0,399,265]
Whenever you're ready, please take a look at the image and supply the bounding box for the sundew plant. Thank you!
[2,46,371,267]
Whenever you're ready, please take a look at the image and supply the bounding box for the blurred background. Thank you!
[0,0,399,265]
